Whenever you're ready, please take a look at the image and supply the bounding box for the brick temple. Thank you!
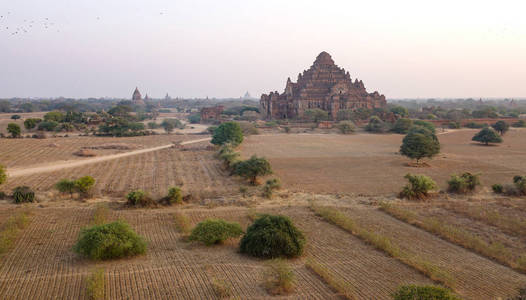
[260,52,386,120]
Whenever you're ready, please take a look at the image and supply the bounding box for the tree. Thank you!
[233,155,272,185]
[413,120,436,134]
[400,128,440,164]
[492,120,509,135]
[38,121,59,131]
[74,176,96,196]
[7,123,21,138]
[391,118,413,134]
[337,121,355,134]
[304,109,328,123]
[472,127,502,145]
[161,118,183,133]
[211,122,244,146]
[10,115,21,121]
[44,111,65,122]
[390,106,409,118]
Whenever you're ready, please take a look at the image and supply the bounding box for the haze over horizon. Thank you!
[1,0,525,99]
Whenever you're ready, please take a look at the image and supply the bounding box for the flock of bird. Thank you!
[0,10,168,36]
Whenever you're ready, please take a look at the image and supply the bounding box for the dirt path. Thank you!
[6,137,211,178]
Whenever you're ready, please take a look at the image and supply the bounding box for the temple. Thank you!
[260,52,386,120]
[132,87,146,106]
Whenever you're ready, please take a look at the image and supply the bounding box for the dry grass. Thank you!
[305,258,355,300]
[263,259,296,295]
[0,209,32,255]
[310,205,455,289]
[90,203,109,226]
[86,268,105,300]
[210,277,232,298]
[442,202,526,238]
[173,211,191,237]
[380,202,526,273]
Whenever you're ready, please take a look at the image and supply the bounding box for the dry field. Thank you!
[0,142,234,200]
[0,194,525,299]
[239,128,526,195]
[0,134,198,169]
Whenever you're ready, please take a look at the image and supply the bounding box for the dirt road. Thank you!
[6,137,211,178]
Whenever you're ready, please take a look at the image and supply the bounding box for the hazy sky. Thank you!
[1,0,525,99]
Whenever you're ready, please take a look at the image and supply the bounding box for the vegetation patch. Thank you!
[263,258,296,295]
[0,210,32,255]
[86,268,105,300]
[126,190,156,207]
[173,212,192,237]
[240,214,305,259]
[211,121,244,146]
[399,174,437,200]
[400,126,440,164]
[74,220,147,260]
[447,172,480,194]
[392,285,459,300]
[380,203,526,272]
[91,204,109,226]
[310,205,455,289]
[305,258,354,300]
[188,219,243,246]
[12,186,35,203]
[262,178,281,199]
[233,155,273,185]
[210,277,232,298]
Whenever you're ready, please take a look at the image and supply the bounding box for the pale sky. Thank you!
[1,0,525,99]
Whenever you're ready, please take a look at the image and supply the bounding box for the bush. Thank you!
[55,179,76,195]
[188,113,201,124]
[73,220,147,260]
[240,214,305,259]
[465,122,485,129]
[147,122,159,129]
[337,121,355,134]
[75,176,96,196]
[447,172,480,194]
[12,186,35,203]
[365,116,389,133]
[391,118,413,134]
[399,174,437,200]
[492,184,503,194]
[126,190,155,207]
[512,120,526,128]
[188,219,243,246]
[513,175,526,195]
[392,285,459,300]
[166,187,183,204]
[447,122,460,129]
[0,165,6,186]
[38,121,59,131]
[264,259,296,295]
[263,178,281,199]
[211,122,244,146]
[218,144,240,170]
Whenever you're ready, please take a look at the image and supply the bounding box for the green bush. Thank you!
[75,176,96,195]
[492,184,504,194]
[365,116,389,133]
[55,179,76,194]
[263,178,281,199]
[448,122,460,129]
[337,121,355,134]
[188,219,243,246]
[13,186,35,203]
[413,120,436,134]
[447,172,480,194]
[464,122,485,129]
[73,220,147,260]
[513,176,526,195]
[512,120,526,128]
[392,285,459,300]
[7,123,21,138]
[126,190,155,206]
[233,155,273,185]
[167,187,183,204]
[399,174,437,200]
[38,121,59,131]
[240,214,305,259]
[0,165,6,186]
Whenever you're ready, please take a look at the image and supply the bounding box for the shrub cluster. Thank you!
[240,214,305,259]
[74,220,147,260]
[494,175,526,196]
[126,190,156,207]
[55,176,96,197]
[392,285,459,300]
[188,219,243,246]
[399,174,437,200]
[337,121,355,134]
[211,122,244,146]
[217,144,240,170]
[263,178,281,199]
[447,172,480,194]
[13,186,35,203]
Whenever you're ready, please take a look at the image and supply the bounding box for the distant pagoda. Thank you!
[132,87,146,106]
[260,51,386,120]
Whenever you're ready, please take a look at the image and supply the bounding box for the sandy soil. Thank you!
[240,129,526,195]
